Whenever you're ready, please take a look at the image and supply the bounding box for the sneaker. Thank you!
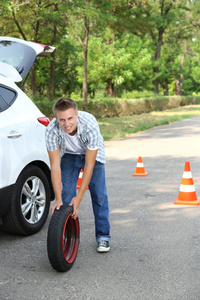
[97,241,110,253]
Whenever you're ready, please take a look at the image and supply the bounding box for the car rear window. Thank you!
[0,40,36,79]
[0,85,17,112]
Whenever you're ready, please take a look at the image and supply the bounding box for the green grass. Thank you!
[98,105,200,141]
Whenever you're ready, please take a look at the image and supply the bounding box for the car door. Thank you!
[0,83,26,188]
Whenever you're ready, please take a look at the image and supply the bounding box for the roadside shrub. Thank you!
[33,95,200,120]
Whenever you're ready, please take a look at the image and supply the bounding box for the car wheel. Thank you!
[47,205,80,272]
[3,165,51,235]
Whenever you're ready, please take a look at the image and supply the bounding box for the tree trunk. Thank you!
[153,70,159,95]
[49,51,55,101]
[150,0,174,95]
[152,31,163,95]
[83,46,88,111]
[106,79,115,97]
[174,73,184,96]
[49,4,58,102]
[173,40,187,96]
[82,17,89,111]
[164,79,169,96]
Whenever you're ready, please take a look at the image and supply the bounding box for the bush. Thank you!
[33,95,200,120]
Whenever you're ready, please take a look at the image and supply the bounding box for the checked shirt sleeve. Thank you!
[87,126,99,151]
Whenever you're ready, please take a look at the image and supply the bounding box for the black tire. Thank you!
[47,205,80,272]
[3,165,51,235]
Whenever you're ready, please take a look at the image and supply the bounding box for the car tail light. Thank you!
[37,117,50,127]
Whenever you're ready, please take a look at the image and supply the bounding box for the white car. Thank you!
[0,36,55,235]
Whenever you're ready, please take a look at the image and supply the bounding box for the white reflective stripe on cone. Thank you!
[182,171,192,179]
[137,163,144,167]
[179,184,195,192]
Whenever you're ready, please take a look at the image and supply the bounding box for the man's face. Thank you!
[56,108,78,135]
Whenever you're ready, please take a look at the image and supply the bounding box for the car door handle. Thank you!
[7,130,23,139]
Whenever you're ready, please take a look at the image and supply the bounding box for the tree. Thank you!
[2,0,200,100]
[80,31,153,97]
[145,0,191,94]
[0,0,62,100]
[110,0,194,95]
[61,0,113,109]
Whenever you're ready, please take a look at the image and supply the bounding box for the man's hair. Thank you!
[53,97,78,115]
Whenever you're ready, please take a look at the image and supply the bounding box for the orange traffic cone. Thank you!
[132,156,148,177]
[76,169,89,190]
[174,161,200,205]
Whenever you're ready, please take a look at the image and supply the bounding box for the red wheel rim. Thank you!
[62,213,79,263]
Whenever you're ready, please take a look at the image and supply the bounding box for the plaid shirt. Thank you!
[45,111,105,164]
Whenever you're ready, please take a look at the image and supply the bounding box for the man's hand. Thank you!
[69,196,81,219]
[51,200,63,216]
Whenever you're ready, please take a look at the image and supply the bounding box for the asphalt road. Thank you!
[1,117,200,300]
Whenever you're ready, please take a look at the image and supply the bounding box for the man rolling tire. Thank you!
[45,98,111,253]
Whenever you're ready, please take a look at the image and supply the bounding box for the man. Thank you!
[45,97,111,253]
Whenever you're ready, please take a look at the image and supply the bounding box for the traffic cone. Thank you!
[76,169,89,190]
[174,161,200,205]
[132,156,148,176]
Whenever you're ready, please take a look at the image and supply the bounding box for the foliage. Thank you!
[82,33,154,96]
[34,95,200,121]
[1,0,200,101]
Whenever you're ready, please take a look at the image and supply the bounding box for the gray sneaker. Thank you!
[97,241,110,253]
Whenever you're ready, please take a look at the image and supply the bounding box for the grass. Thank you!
[98,105,200,141]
